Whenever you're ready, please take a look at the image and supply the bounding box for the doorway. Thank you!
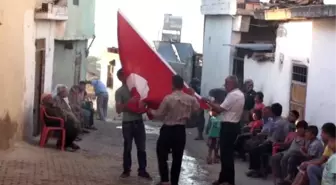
[289,63,308,120]
[33,39,46,136]
[106,59,115,89]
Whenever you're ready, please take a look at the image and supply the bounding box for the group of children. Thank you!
[204,89,336,185]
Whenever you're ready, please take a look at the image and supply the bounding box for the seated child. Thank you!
[206,110,221,164]
[271,120,308,184]
[321,134,336,185]
[254,91,265,111]
[280,126,323,182]
[235,109,263,160]
[243,109,263,133]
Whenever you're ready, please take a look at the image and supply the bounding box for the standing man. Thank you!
[189,78,205,140]
[79,81,96,130]
[90,79,109,121]
[149,75,200,185]
[242,79,256,125]
[115,69,152,179]
[203,75,245,185]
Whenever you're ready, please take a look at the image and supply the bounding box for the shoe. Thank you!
[65,147,76,152]
[246,170,257,177]
[156,182,171,185]
[75,137,82,141]
[88,126,98,130]
[71,143,80,150]
[212,180,224,185]
[82,129,90,134]
[138,171,152,180]
[120,171,130,178]
[194,136,204,140]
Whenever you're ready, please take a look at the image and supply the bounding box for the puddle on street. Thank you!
[116,124,208,185]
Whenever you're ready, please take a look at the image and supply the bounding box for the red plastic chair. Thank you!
[272,132,297,155]
[39,106,66,151]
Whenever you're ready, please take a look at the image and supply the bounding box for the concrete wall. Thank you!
[35,20,56,93]
[201,15,235,96]
[244,18,336,128]
[58,0,95,40]
[0,0,35,149]
[52,40,88,88]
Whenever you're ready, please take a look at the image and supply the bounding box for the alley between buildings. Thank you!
[0,118,273,185]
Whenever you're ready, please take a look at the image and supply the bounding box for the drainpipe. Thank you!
[86,35,96,57]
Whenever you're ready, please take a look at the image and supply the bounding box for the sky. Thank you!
[90,0,204,56]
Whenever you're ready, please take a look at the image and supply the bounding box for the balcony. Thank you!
[35,3,68,21]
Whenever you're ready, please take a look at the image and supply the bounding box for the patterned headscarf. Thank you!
[40,93,52,104]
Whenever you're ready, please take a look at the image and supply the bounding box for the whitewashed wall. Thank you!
[244,18,336,128]
[201,15,235,96]
[305,19,336,125]
[23,10,36,141]
[35,20,56,93]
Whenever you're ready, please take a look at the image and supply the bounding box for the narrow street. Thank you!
[0,118,273,185]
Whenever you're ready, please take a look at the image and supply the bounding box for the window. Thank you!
[292,65,308,83]
[290,64,308,120]
[73,0,79,6]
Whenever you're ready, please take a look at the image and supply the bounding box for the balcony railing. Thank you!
[35,3,68,21]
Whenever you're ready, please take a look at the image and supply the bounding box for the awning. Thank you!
[230,43,274,51]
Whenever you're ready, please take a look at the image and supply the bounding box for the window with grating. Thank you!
[292,65,308,84]
[73,0,79,5]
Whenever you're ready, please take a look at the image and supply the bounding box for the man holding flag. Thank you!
[115,69,152,180]
[149,75,200,185]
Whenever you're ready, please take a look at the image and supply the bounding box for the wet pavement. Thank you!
[0,119,273,185]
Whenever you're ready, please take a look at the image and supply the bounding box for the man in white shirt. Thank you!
[203,75,245,185]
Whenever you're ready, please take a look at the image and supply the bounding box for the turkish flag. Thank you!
[117,11,208,116]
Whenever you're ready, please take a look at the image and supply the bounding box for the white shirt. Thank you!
[219,88,245,123]
[63,97,72,111]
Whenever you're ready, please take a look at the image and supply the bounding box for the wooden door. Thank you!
[289,64,308,120]
[33,39,46,136]
[74,52,82,84]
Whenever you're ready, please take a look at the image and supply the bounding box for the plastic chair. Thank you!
[39,106,66,151]
[272,132,297,155]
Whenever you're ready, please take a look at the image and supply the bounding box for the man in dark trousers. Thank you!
[189,78,205,140]
[115,69,152,180]
[203,75,245,185]
[149,75,200,185]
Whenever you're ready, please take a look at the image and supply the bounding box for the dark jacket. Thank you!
[244,90,256,111]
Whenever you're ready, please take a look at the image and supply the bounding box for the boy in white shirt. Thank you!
[321,132,336,185]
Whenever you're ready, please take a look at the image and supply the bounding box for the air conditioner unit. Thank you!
[232,15,251,32]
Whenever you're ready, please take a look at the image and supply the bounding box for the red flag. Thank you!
[117,11,209,115]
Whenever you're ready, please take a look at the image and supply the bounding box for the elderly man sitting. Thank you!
[68,85,93,133]
[53,84,82,140]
